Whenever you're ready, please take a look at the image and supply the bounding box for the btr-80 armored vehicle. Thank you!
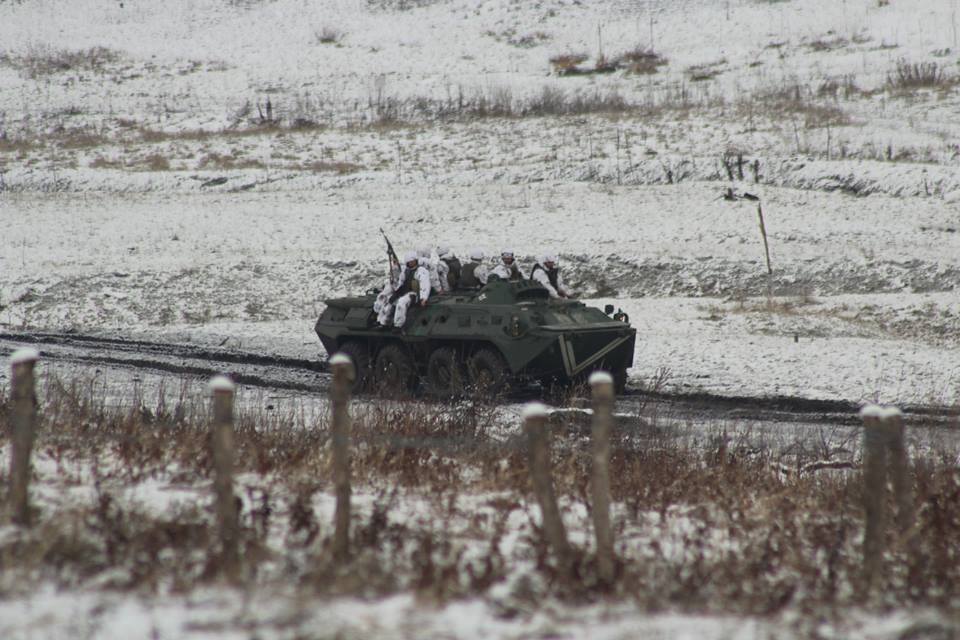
[314,279,636,397]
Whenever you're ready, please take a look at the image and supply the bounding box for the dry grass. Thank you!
[0,136,40,154]
[887,59,952,90]
[3,45,120,79]
[58,130,108,150]
[299,160,361,174]
[141,154,171,171]
[1,371,960,618]
[197,152,266,171]
[89,156,123,169]
[738,83,850,128]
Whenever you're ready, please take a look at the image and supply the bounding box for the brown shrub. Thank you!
[617,46,668,74]
[549,52,589,75]
[197,152,265,170]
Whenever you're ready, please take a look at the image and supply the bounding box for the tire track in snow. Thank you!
[1,330,957,429]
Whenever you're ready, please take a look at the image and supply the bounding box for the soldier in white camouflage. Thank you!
[530,254,573,299]
[490,249,525,282]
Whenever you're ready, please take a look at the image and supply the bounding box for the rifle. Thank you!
[379,227,400,280]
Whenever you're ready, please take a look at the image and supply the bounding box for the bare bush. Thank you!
[550,47,667,77]
[887,59,950,89]
[616,46,668,74]
[549,52,589,76]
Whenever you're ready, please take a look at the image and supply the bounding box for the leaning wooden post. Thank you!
[8,348,39,526]
[210,375,240,582]
[330,353,355,562]
[884,408,914,538]
[523,402,572,579]
[589,371,616,587]
[860,405,889,592]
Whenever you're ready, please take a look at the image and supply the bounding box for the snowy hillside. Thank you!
[4,1,960,639]
[3,0,960,404]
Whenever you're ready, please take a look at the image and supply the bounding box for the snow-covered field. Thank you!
[3,0,960,637]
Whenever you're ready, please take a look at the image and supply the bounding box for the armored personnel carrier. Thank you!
[314,279,636,397]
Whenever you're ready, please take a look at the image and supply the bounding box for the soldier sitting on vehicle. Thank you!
[437,246,460,292]
[417,247,444,295]
[491,249,525,282]
[377,251,431,327]
[530,254,573,299]
[459,248,489,289]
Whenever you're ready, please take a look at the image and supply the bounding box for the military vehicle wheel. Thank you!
[374,343,417,395]
[467,348,509,397]
[425,347,465,398]
[335,341,371,394]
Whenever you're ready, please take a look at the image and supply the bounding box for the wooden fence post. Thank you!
[210,375,239,582]
[860,407,887,591]
[329,353,355,562]
[589,371,615,587]
[8,348,39,526]
[860,404,912,592]
[523,402,572,579]
[886,410,914,537]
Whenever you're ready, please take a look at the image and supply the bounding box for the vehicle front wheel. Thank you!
[374,343,417,396]
[467,348,510,397]
[333,341,371,394]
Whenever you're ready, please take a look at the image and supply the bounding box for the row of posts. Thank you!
[4,349,914,592]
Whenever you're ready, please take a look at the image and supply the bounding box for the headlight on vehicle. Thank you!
[509,315,523,337]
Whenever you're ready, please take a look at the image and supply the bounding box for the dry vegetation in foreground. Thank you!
[1,372,960,628]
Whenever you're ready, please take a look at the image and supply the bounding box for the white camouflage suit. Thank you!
[459,249,488,287]
[377,252,432,327]
[490,249,524,281]
[394,261,432,326]
[530,255,573,299]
